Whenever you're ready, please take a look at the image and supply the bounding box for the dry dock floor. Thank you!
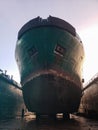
[0,113,98,130]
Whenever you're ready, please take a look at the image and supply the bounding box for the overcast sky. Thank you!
[0,0,98,83]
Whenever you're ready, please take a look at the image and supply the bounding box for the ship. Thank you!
[15,16,85,118]
[78,73,98,118]
[0,69,24,119]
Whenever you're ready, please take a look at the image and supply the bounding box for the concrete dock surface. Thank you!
[0,113,98,130]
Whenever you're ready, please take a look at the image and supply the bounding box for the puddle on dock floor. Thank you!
[0,113,98,130]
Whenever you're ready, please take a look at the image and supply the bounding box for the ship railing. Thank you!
[0,68,22,90]
[83,72,98,91]
[0,69,3,74]
[12,80,22,89]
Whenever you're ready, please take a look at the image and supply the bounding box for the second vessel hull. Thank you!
[0,70,24,119]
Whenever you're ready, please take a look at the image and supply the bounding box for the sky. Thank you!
[0,0,98,84]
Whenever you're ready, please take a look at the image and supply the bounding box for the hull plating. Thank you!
[79,74,98,117]
[23,73,82,114]
[15,16,85,114]
[0,73,24,119]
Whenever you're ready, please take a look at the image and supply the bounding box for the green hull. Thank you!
[15,16,84,114]
[0,70,24,119]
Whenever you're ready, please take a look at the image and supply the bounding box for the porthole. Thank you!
[54,44,66,57]
[28,46,38,57]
